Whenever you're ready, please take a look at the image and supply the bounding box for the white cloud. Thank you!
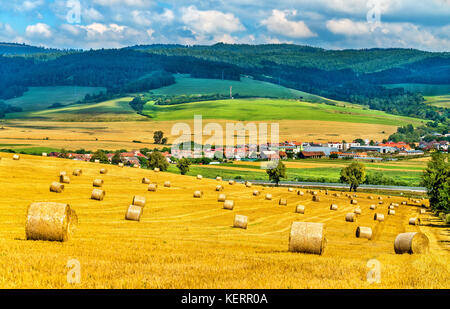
[26,23,52,38]
[83,7,104,21]
[93,0,151,7]
[18,0,44,12]
[326,19,370,36]
[261,10,316,38]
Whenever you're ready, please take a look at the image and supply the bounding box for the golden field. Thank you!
[0,153,448,289]
[0,119,398,151]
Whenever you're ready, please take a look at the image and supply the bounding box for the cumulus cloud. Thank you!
[26,23,52,38]
[326,19,370,36]
[261,10,316,38]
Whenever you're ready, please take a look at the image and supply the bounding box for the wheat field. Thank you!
[0,153,448,289]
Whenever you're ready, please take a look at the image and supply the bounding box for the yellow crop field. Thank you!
[0,153,448,289]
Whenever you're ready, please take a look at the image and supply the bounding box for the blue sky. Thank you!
[0,0,449,51]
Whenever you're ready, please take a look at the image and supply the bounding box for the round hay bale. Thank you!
[233,215,248,229]
[402,201,407,205]
[312,191,318,196]
[245,181,252,188]
[142,177,151,184]
[215,185,224,191]
[148,184,157,192]
[26,202,77,242]
[164,181,171,188]
[409,218,421,226]
[218,194,226,202]
[279,198,287,206]
[253,190,260,196]
[351,199,358,205]
[91,189,105,201]
[125,205,143,221]
[154,168,160,172]
[132,195,146,208]
[378,201,383,204]
[42,153,47,157]
[420,209,426,214]
[378,196,383,200]
[370,204,376,210]
[388,209,396,215]
[216,176,222,181]
[354,208,362,215]
[197,175,203,180]
[312,196,320,202]
[265,193,272,200]
[374,213,385,222]
[228,180,235,185]
[223,200,234,210]
[50,182,64,193]
[345,213,357,222]
[133,164,139,168]
[355,226,372,240]
[118,162,124,168]
[288,222,326,255]
[389,205,395,210]
[330,204,338,210]
[297,191,304,196]
[288,187,294,192]
[93,179,103,187]
[295,205,305,214]
[193,190,203,198]
[100,168,107,174]
[368,196,374,200]
[394,232,429,254]
[59,175,70,184]
[388,196,392,199]
[94,159,100,163]
[13,154,20,160]
[391,203,399,207]
[59,171,67,176]
[72,169,82,176]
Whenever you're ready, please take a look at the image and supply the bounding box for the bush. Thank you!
[446,213,450,224]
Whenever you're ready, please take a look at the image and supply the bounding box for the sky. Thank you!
[0,0,449,51]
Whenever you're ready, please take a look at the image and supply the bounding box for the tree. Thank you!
[153,131,164,144]
[340,162,366,192]
[176,158,191,175]
[111,151,123,165]
[148,151,169,171]
[59,148,69,159]
[90,150,109,164]
[421,152,449,214]
[161,137,168,145]
[266,161,286,186]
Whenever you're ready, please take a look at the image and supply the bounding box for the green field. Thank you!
[424,95,450,109]
[384,83,450,109]
[6,86,107,111]
[142,98,423,126]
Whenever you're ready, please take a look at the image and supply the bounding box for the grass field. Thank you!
[424,95,450,109]
[383,83,450,109]
[0,153,448,288]
[6,86,106,111]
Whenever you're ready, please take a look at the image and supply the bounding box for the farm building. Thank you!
[298,151,325,159]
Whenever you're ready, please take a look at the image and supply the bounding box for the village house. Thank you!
[298,151,325,159]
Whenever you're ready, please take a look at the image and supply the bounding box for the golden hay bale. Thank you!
[368,196,374,200]
[59,171,67,176]
[59,175,70,184]
[312,196,320,202]
[216,176,222,181]
[394,232,429,254]
[312,191,318,196]
[94,159,100,163]
[132,195,146,208]
[133,164,139,168]
[154,168,160,172]
[409,218,421,226]
[298,191,304,196]
[13,154,20,160]
[388,196,392,198]
[193,190,203,198]
[148,184,157,192]
[253,190,260,196]
[330,204,338,210]
[296,205,305,214]
[355,226,372,240]
[265,193,272,200]
[351,199,358,205]
[26,202,77,242]
[125,205,143,222]
[378,201,383,204]
[391,203,399,207]
[197,175,203,180]
[142,177,151,184]
[218,194,226,202]
[50,182,64,193]
[370,204,376,210]
[215,185,224,191]
[378,196,383,200]
[42,153,47,157]
[288,187,294,192]
[354,208,362,215]
[223,200,234,210]
[389,205,395,210]
[228,180,235,185]
[233,215,248,229]
[402,201,407,205]
[388,209,396,215]
[100,168,107,174]
[72,169,82,176]
[164,181,171,188]
[93,179,103,187]
[288,222,326,255]
[345,213,357,222]
[245,181,252,187]
[118,162,124,167]
[374,213,385,222]
[420,209,426,214]
[91,189,105,201]
[279,198,287,206]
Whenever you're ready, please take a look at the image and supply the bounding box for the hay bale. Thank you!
[118,162,124,168]
[132,195,146,208]
[216,176,222,181]
[50,182,64,193]
[223,200,234,210]
[26,202,77,242]
[312,196,320,202]
[245,181,252,188]
[351,199,358,205]
[13,154,20,160]
[345,213,357,222]
[164,181,171,188]
[354,208,362,215]
[279,198,287,206]
[228,180,235,185]
[420,209,426,214]
[389,205,395,210]
[253,190,260,196]
[91,189,105,201]
[288,187,294,192]
[93,179,103,187]
[378,196,383,200]
[368,196,374,200]
[59,175,70,184]
[72,169,82,176]
[374,213,385,222]
[288,222,326,255]
[42,153,47,157]
[154,168,160,172]
[330,204,338,210]
[409,218,421,226]
[142,177,151,184]
[94,159,100,163]
[233,215,248,229]
[388,209,396,215]
[193,190,203,198]
[391,203,399,207]
[298,191,304,196]
[100,168,107,174]
[378,201,383,204]
[59,171,67,176]
[218,194,226,202]
[133,164,139,168]
[197,175,203,180]
[295,205,305,214]
[265,193,272,200]
[312,191,318,196]
[355,226,372,240]
[402,201,407,205]
[370,204,376,210]
[216,185,224,191]
[125,205,143,222]
[148,184,157,192]
[394,232,429,254]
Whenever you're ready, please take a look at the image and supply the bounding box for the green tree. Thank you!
[421,152,449,214]
[161,137,168,145]
[111,151,123,165]
[340,162,366,192]
[148,151,169,171]
[176,158,191,175]
[90,150,109,164]
[153,131,164,144]
[266,161,286,186]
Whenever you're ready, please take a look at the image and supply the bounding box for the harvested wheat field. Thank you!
[0,152,448,289]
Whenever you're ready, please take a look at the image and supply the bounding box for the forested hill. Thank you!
[0,43,62,55]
